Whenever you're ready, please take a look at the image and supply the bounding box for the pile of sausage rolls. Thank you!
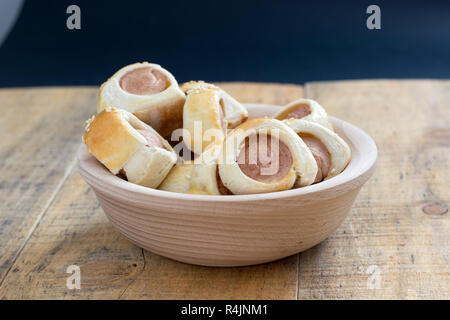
[83,62,351,195]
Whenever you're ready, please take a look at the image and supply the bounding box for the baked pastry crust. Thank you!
[188,143,226,195]
[273,98,333,131]
[285,119,351,183]
[158,161,194,193]
[97,62,186,137]
[83,108,177,188]
[182,81,248,154]
[218,118,318,194]
[159,143,230,195]
[181,81,248,128]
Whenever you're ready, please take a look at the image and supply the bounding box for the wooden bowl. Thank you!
[78,104,377,267]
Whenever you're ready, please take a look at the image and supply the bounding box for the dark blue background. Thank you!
[0,0,449,87]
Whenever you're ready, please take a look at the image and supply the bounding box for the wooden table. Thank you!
[0,81,448,299]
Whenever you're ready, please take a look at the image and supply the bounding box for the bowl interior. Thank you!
[78,104,377,202]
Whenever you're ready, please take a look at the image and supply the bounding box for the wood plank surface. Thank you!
[0,87,97,284]
[299,80,449,299]
[0,81,447,299]
[0,83,304,299]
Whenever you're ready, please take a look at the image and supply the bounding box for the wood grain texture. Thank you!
[0,169,145,299]
[0,83,304,299]
[0,87,97,284]
[1,81,447,300]
[216,82,304,105]
[299,80,449,299]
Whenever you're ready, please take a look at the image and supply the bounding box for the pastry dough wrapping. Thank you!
[273,98,333,131]
[97,62,186,137]
[83,108,177,188]
[188,143,231,195]
[159,143,231,195]
[285,119,351,184]
[182,81,248,154]
[158,161,194,193]
[218,118,318,194]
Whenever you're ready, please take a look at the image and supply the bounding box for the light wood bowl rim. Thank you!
[78,103,377,202]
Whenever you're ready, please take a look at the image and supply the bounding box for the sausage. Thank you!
[301,135,331,183]
[237,134,293,182]
[136,129,163,148]
[120,67,167,95]
[286,104,311,119]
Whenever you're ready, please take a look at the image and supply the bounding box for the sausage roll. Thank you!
[285,119,351,184]
[183,81,248,128]
[159,143,232,195]
[182,81,248,155]
[188,143,232,195]
[83,107,177,188]
[97,62,186,137]
[218,118,318,194]
[158,161,194,193]
[273,99,333,131]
